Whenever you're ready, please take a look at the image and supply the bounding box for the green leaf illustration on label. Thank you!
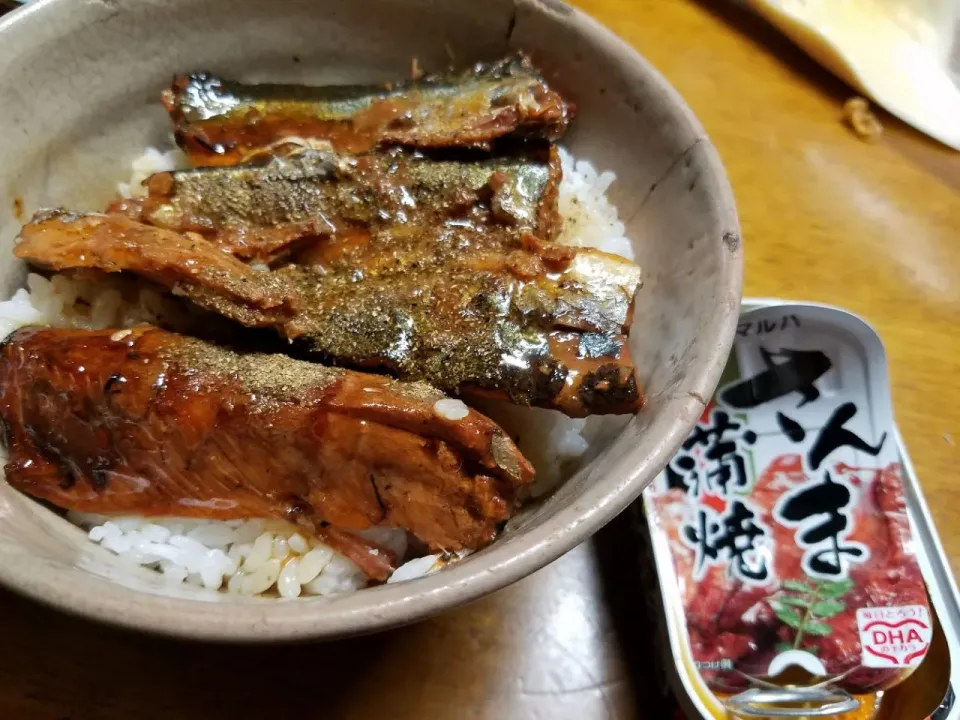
[772,603,804,629]
[782,579,814,593]
[810,599,846,618]
[803,621,835,637]
[817,579,855,598]
[773,577,855,652]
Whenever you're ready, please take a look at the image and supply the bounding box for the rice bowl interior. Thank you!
[0,144,634,599]
[0,0,740,640]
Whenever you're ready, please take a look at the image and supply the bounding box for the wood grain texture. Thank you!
[584,0,960,578]
[0,1,957,718]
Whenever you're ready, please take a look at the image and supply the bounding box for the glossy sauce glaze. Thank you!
[1,51,643,589]
[109,145,563,264]
[17,211,643,416]
[164,54,575,165]
[0,326,534,579]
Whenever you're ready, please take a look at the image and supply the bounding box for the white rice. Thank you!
[556,147,634,261]
[0,272,173,340]
[67,512,410,598]
[115,147,189,198]
[0,143,633,597]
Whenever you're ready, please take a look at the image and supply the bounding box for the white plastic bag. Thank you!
[745,0,960,150]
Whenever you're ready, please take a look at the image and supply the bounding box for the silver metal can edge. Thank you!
[644,298,960,719]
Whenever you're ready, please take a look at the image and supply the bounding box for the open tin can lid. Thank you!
[644,303,933,717]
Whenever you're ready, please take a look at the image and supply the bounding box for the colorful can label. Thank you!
[644,303,932,703]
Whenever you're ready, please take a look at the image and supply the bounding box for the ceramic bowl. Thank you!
[0,0,741,640]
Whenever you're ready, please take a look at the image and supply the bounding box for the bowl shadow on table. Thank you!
[0,512,672,720]
[0,588,391,718]
[591,505,678,717]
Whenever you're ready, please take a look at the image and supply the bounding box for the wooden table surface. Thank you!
[1,1,958,718]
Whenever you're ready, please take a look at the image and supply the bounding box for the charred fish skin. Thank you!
[117,145,562,263]
[15,212,643,416]
[164,54,574,164]
[0,326,535,578]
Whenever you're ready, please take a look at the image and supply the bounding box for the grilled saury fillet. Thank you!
[164,54,574,165]
[110,146,563,264]
[16,211,644,416]
[0,326,535,579]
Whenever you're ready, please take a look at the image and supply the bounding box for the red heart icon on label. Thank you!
[857,605,932,668]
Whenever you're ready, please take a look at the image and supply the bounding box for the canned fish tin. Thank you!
[648,422,960,720]
[643,302,940,717]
